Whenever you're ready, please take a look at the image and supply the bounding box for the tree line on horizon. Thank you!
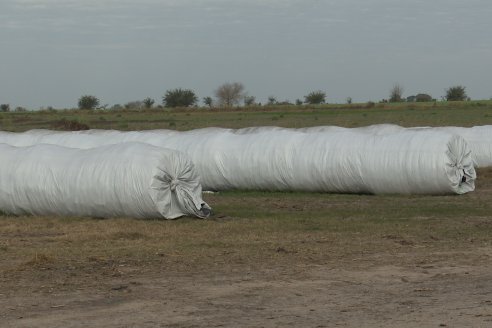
[76,82,329,110]
[0,83,474,112]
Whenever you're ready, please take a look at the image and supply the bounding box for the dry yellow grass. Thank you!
[1,168,492,290]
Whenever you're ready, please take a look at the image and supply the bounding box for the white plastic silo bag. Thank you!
[111,128,476,194]
[0,142,211,219]
[0,128,476,195]
[434,126,492,168]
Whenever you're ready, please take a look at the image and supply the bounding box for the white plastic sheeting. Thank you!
[0,128,476,194]
[351,124,492,168]
[0,142,211,219]
[434,126,492,168]
[301,124,492,168]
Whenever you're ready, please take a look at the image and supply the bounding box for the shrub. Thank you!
[51,119,90,131]
[143,97,155,109]
[244,96,256,106]
[445,85,467,101]
[214,82,245,107]
[78,95,100,110]
[203,96,213,108]
[267,96,277,105]
[163,88,198,108]
[0,104,10,112]
[389,84,404,102]
[304,91,326,104]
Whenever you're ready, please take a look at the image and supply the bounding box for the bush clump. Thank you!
[51,119,90,131]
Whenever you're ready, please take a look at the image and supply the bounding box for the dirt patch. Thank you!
[2,251,492,327]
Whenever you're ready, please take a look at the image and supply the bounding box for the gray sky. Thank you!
[1,0,491,109]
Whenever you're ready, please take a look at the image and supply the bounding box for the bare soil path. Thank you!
[2,248,492,328]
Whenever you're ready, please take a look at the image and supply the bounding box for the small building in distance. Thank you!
[407,94,433,102]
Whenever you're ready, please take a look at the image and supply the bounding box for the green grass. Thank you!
[1,100,492,132]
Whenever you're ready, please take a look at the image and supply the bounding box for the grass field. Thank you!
[1,101,492,327]
[2,176,492,275]
[1,100,492,132]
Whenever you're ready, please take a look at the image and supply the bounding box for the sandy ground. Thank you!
[2,248,492,328]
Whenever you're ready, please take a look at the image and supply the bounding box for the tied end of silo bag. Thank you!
[445,135,476,194]
[150,151,212,219]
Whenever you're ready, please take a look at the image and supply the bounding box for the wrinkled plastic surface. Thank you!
[0,142,210,219]
[301,124,492,168]
[0,127,476,194]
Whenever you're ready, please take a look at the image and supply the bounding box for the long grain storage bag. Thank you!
[0,142,211,219]
[299,124,492,168]
[0,129,476,195]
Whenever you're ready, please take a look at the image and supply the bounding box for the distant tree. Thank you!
[163,88,198,108]
[267,96,277,105]
[389,84,404,102]
[15,106,27,112]
[214,82,245,107]
[244,95,256,106]
[203,96,213,108]
[445,85,467,101]
[304,91,326,104]
[295,99,303,106]
[143,97,155,109]
[415,93,433,102]
[0,104,10,112]
[78,95,100,110]
[346,97,352,104]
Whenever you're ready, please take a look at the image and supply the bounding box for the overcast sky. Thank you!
[1,0,491,109]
